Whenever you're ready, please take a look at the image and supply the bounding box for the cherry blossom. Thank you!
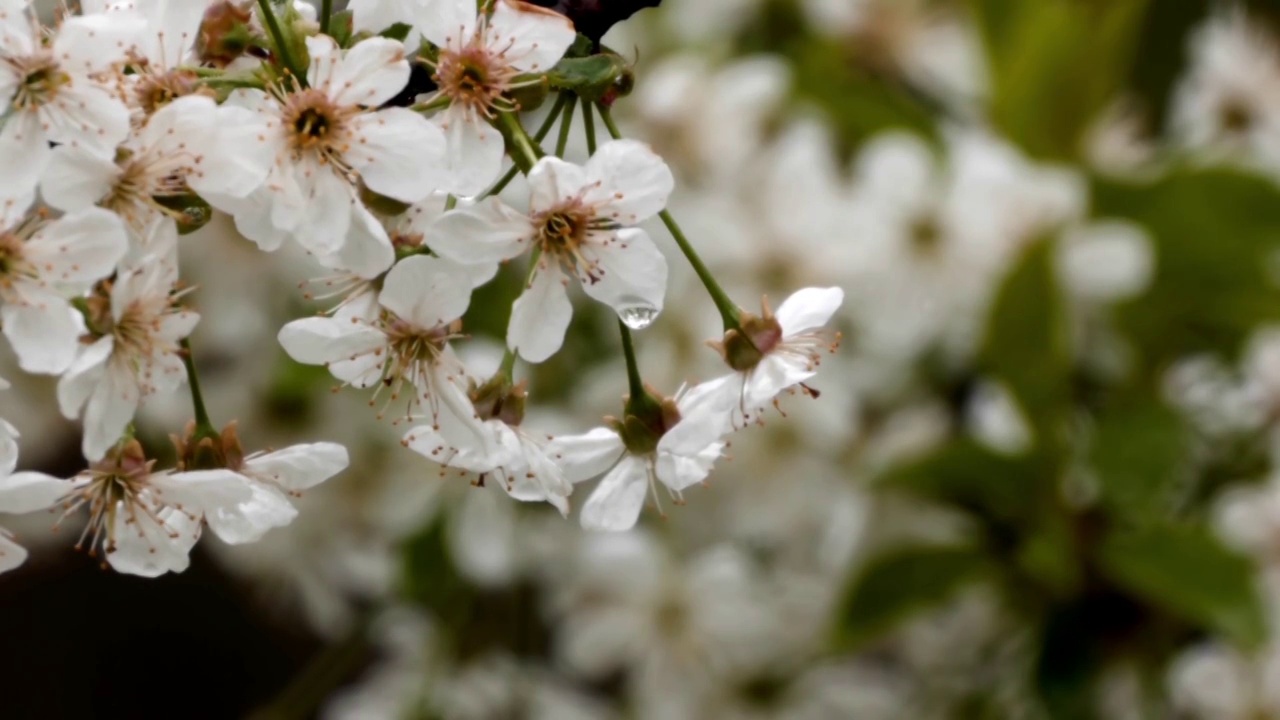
[432,139,674,362]
[414,0,576,195]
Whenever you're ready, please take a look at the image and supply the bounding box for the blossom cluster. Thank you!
[0,0,841,577]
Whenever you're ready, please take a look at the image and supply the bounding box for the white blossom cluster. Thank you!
[0,0,843,579]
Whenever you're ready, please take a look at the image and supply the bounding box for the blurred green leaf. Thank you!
[1093,169,1280,368]
[837,545,991,648]
[1098,525,1266,648]
[972,0,1149,159]
[878,440,1045,525]
[1089,392,1189,522]
[979,238,1071,451]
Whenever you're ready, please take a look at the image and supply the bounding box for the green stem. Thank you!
[660,210,742,330]
[617,320,646,403]
[257,0,306,84]
[595,103,624,141]
[498,349,517,379]
[555,94,577,157]
[482,93,570,198]
[582,99,597,155]
[319,0,333,34]
[595,103,742,329]
[496,111,544,173]
[179,338,218,441]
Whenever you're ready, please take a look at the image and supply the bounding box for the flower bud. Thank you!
[197,1,257,68]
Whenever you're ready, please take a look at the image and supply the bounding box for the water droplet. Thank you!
[618,304,659,330]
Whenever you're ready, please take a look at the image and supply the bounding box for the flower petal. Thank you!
[0,471,68,513]
[437,106,504,198]
[579,227,667,321]
[278,316,387,366]
[328,36,411,107]
[244,442,350,491]
[1,300,83,376]
[547,426,625,484]
[580,455,649,531]
[581,139,674,223]
[40,145,120,213]
[485,0,576,74]
[428,198,532,265]
[507,263,572,363]
[205,481,298,544]
[774,286,844,336]
[378,254,473,328]
[348,107,448,203]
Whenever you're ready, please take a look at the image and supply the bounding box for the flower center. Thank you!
[10,55,69,110]
[0,233,33,290]
[537,210,586,252]
[435,45,514,118]
[281,88,348,155]
[56,460,172,560]
[1219,98,1253,135]
[909,214,942,254]
[135,69,203,116]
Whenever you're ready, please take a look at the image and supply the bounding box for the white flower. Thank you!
[57,257,199,461]
[1171,8,1280,169]
[432,139,674,362]
[403,377,573,515]
[204,35,447,260]
[0,202,128,375]
[0,418,65,573]
[0,6,142,199]
[550,381,729,531]
[36,442,252,576]
[348,0,429,36]
[183,440,349,544]
[704,286,844,425]
[278,254,477,425]
[41,94,270,243]
[415,0,576,195]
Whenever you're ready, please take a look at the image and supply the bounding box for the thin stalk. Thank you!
[179,338,218,441]
[496,111,544,173]
[555,93,577,157]
[257,0,306,84]
[320,0,332,34]
[582,99,597,154]
[595,104,742,329]
[482,93,570,198]
[618,320,646,404]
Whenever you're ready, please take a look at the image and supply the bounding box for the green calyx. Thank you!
[711,302,783,372]
[611,388,681,456]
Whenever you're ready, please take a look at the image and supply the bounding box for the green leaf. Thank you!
[546,54,628,100]
[878,440,1045,525]
[378,22,413,41]
[837,545,991,648]
[1098,525,1267,648]
[1093,169,1280,368]
[1089,392,1189,522]
[973,0,1149,160]
[979,237,1072,450]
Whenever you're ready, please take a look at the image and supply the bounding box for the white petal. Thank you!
[526,155,588,212]
[25,207,128,289]
[328,36,411,107]
[40,145,120,212]
[581,140,675,224]
[579,227,667,320]
[53,12,145,74]
[347,107,447,203]
[378,254,472,328]
[655,442,722,492]
[438,106,504,197]
[774,286,844,336]
[277,316,387,366]
[427,198,532,264]
[0,532,27,573]
[485,0,576,74]
[205,481,298,544]
[155,469,254,512]
[57,336,113,418]
[106,504,198,577]
[305,33,342,91]
[244,442,349,491]
[416,0,478,47]
[318,201,395,278]
[0,471,68,513]
[580,456,649,531]
[186,101,273,198]
[42,82,131,156]
[0,419,17,476]
[1,300,82,375]
[743,353,818,409]
[547,426,625,484]
[290,166,354,255]
[82,364,141,462]
[0,113,50,199]
[507,263,572,363]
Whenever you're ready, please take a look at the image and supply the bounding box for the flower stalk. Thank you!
[496,111,545,173]
[179,338,219,443]
[256,0,306,84]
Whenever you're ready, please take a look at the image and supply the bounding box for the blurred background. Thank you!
[11,0,1280,717]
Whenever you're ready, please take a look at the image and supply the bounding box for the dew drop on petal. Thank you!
[618,303,658,330]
